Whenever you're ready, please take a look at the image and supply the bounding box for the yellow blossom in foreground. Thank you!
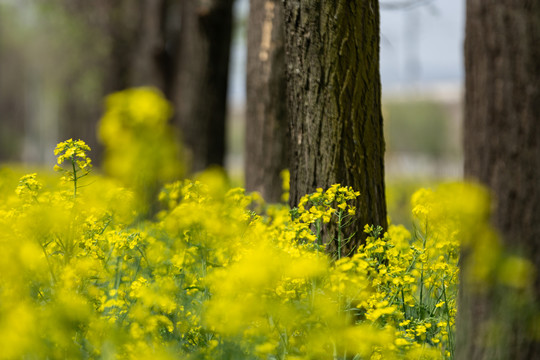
[0,135,531,360]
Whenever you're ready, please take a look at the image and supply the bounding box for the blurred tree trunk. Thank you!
[59,0,181,163]
[173,0,233,173]
[61,75,104,162]
[130,0,173,92]
[0,39,26,162]
[103,0,167,92]
[282,0,387,253]
[245,0,288,203]
[4,0,232,172]
[458,1,540,359]
[105,0,180,93]
[53,0,145,162]
[60,0,233,173]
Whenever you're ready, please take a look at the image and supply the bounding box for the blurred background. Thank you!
[0,0,464,221]
[228,0,464,179]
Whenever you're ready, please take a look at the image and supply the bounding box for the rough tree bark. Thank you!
[245,0,288,203]
[282,0,387,252]
[458,1,540,359]
[174,0,233,173]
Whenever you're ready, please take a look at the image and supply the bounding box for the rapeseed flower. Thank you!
[1,130,531,359]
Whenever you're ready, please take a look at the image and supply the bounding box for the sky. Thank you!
[229,0,465,103]
[380,0,465,92]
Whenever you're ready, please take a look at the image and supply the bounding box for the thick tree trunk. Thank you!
[174,0,233,173]
[283,0,387,252]
[245,0,288,203]
[458,1,540,359]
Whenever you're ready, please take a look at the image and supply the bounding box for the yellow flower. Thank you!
[395,338,409,346]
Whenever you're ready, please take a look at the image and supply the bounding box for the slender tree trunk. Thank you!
[103,0,141,92]
[130,0,170,91]
[62,75,104,163]
[174,0,233,173]
[283,0,387,252]
[58,0,146,163]
[104,0,171,88]
[60,0,231,174]
[0,38,26,162]
[128,0,182,96]
[245,0,288,203]
[59,0,181,164]
[458,1,540,359]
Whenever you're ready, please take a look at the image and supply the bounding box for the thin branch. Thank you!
[380,0,436,11]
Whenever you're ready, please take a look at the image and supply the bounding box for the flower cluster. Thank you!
[0,158,452,360]
[54,138,92,172]
[0,136,531,358]
[15,173,42,203]
[53,139,92,196]
[293,184,360,260]
[98,87,184,213]
[297,184,359,224]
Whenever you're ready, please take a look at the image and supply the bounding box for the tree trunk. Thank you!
[458,1,540,358]
[0,36,26,162]
[102,0,142,92]
[107,0,180,93]
[57,0,231,174]
[174,0,233,173]
[51,0,158,164]
[130,0,171,92]
[282,0,387,252]
[245,0,288,203]
[58,0,181,164]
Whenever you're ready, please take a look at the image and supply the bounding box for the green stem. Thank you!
[39,240,57,284]
[71,157,78,198]
[419,224,428,319]
[114,256,122,291]
[441,283,454,358]
[316,220,322,247]
[401,289,407,319]
[387,250,421,305]
[337,211,343,260]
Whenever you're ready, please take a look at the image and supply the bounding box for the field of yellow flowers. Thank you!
[0,88,503,359]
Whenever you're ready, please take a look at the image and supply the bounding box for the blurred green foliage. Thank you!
[384,100,459,160]
[387,178,437,227]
